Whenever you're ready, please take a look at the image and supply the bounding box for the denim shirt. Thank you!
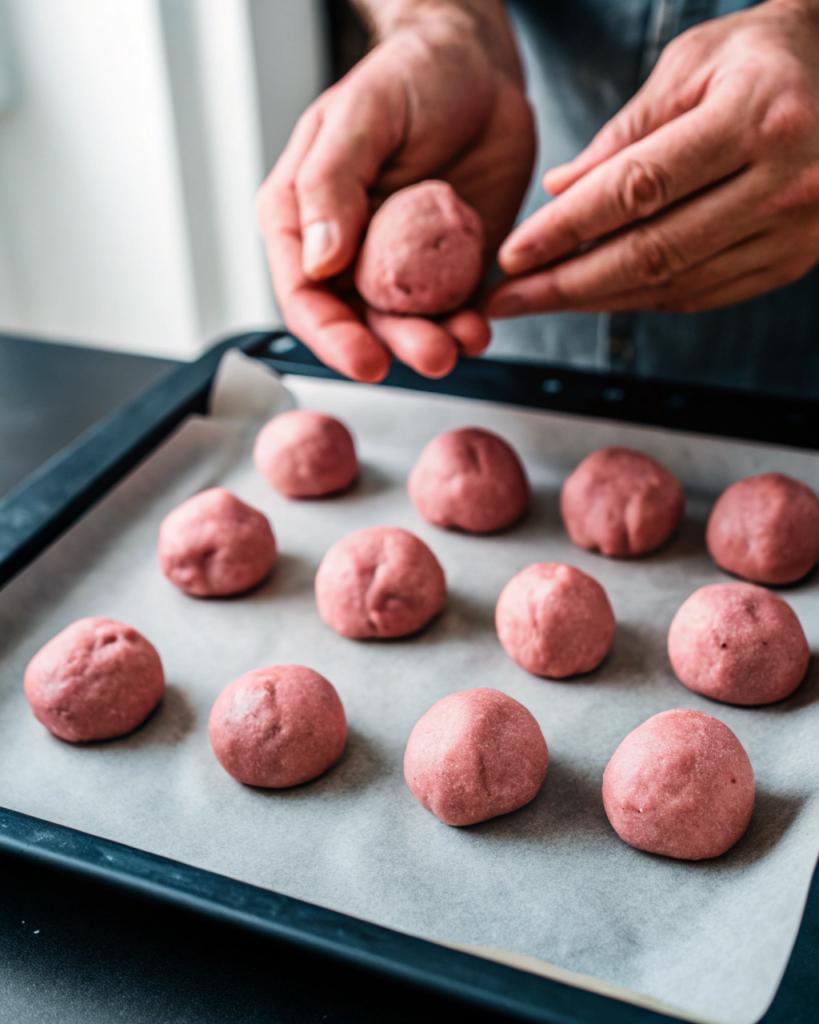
[488,0,819,399]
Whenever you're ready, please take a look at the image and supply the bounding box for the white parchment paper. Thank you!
[1,374,818,1024]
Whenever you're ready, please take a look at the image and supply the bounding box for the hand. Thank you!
[257,13,535,381]
[487,0,819,318]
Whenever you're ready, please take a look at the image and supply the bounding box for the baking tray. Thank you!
[1,330,818,1024]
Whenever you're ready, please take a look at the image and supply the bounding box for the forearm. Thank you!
[351,0,524,84]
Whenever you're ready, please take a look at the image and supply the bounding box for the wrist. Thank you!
[353,1,524,85]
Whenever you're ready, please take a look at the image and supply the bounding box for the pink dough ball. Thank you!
[496,563,615,678]
[561,447,685,557]
[315,526,446,639]
[354,180,484,315]
[159,487,276,598]
[408,427,529,534]
[706,472,819,584]
[24,617,165,742]
[668,583,809,706]
[404,688,548,826]
[253,409,358,498]
[603,709,755,860]
[209,665,346,788]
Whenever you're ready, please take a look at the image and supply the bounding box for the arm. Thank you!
[257,1,535,381]
[487,0,819,318]
[352,1,525,84]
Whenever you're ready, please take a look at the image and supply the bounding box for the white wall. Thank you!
[0,0,326,359]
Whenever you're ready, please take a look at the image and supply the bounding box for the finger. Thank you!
[492,234,770,314]
[259,119,391,383]
[489,222,813,316]
[544,96,672,197]
[285,290,392,383]
[488,167,767,317]
[499,100,747,275]
[296,68,408,280]
[586,233,774,311]
[656,265,801,313]
[597,241,806,314]
[256,103,324,235]
[269,235,391,382]
[366,310,459,379]
[441,309,492,356]
[543,28,712,195]
[544,100,668,197]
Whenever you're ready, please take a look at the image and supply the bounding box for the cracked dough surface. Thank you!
[253,410,358,499]
[561,446,685,557]
[209,665,347,788]
[315,526,446,639]
[706,472,819,584]
[404,687,549,826]
[603,709,755,861]
[355,180,484,316]
[24,617,165,743]
[668,582,809,705]
[496,563,615,678]
[159,487,276,597]
[408,426,529,534]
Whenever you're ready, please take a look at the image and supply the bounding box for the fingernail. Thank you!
[303,221,338,275]
[543,165,567,185]
[488,294,528,319]
[500,242,542,275]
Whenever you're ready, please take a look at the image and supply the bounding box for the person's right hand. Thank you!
[256,13,535,382]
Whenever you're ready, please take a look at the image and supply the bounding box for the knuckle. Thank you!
[545,274,574,307]
[294,158,331,198]
[604,116,639,153]
[761,168,819,220]
[615,158,672,220]
[555,217,584,255]
[658,26,708,73]
[626,225,680,286]
[758,85,817,150]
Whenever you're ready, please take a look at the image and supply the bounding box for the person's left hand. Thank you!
[486,0,819,318]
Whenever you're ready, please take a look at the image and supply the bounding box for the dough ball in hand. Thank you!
[668,583,809,705]
[409,427,529,534]
[355,180,484,316]
[315,526,446,639]
[603,709,754,860]
[209,665,346,788]
[24,617,165,742]
[254,409,358,498]
[496,563,615,678]
[404,688,548,826]
[706,472,819,584]
[159,487,276,597]
[561,447,685,557]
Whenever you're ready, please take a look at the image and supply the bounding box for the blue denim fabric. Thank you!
[488,0,819,399]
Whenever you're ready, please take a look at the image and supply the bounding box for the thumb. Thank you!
[296,68,409,281]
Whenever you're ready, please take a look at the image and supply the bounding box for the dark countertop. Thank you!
[0,334,177,498]
[1,332,817,1024]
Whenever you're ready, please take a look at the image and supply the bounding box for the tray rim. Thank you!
[1,329,816,1024]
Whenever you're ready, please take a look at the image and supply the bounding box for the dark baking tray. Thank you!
[0,330,817,1024]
